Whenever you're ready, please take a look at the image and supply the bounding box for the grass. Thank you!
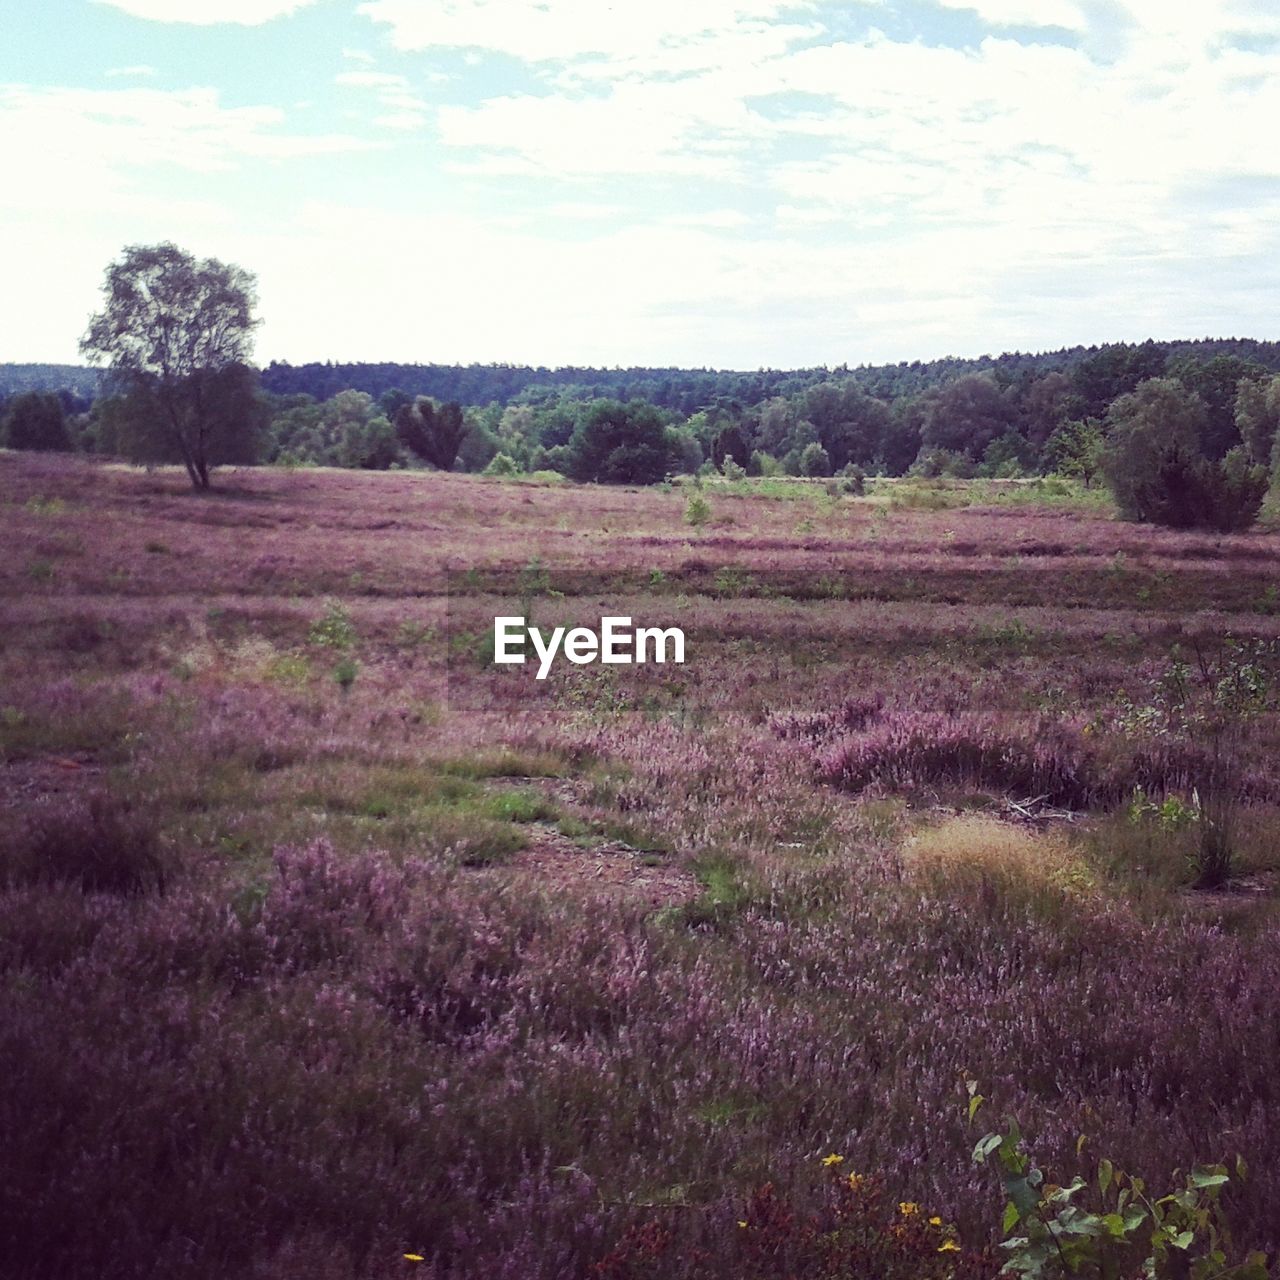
[903,814,1097,898]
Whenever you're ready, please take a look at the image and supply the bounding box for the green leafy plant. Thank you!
[968,1081,1268,1280]
[684,494,711,527]
[309,600,357,650]
[1114,640,1277,887]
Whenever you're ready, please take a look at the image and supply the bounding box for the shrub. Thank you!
[720,457,747,482]
[309,600,357,650]
[684,494,711,527]
[1111,639,1278,887]
[815,711,1094,808]
[751,450,782,477]
[2,392,71,452]
[835,462,866,495]
[483,451,520,477]
[4,794,167,895]
[970,1089,1268,1280]
[798,441,833,477]
[910,448,973,479]
[569,400,670,485]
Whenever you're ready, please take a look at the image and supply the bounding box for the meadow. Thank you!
[5,451,1280,1278]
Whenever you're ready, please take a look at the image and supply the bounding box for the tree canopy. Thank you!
[1,392,70,452]
[568,400,670,485]
[1103,378,1267,531]
[79,242,262,489]
[394,397,469,471]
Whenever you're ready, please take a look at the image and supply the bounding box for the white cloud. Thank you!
[934,0,1086,30]
[335,70,409,88]
[92,0,315,23]
[358,0,821,70]
[0,85,377,202]
[333,70,430,129]
[437,77,759,177]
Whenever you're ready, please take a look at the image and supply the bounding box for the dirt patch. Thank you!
[474,822,699,910]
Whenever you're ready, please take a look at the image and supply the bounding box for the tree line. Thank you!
[3,241,1276,529]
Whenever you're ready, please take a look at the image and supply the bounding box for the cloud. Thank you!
[333,70,430,129]
[934,0,1086,30]
[104,65,158,78]
[0,85,377,203]
[91,0,316,24]
[437,78,760,177]
[358,0,821,71]
[14,0,1280,366]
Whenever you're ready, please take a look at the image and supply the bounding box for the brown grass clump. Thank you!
[903,814,1095,896]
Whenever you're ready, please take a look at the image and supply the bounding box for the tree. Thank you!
[1043,417,1105,487]
[394,396,469,471]
[1071,340,1168,420]
[1168,353,1264,460]
[80,242,262,490]
[568,399,669,484]
[710,424,750,470]
[798,441,832,477]
[918,373,1016,461]
[1,391,70,452]
[1018,370,1081,451]
[1234,373,1280,469]
[800,381,891,470]
[1103,378,1268,531]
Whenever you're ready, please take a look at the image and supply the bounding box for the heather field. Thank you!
[6,450,1280,1278]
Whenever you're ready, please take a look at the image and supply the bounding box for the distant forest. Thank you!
[8,336,1280,412]
[5,335,1280,486]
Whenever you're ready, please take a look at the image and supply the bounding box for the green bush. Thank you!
[483,451,520,477]
[684,494,711,527]
[970,1082,1267,1280]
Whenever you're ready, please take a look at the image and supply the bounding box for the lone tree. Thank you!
[80,242,262,490]
[394,397,469,471]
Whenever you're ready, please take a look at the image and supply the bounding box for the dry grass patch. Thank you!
[903,813,1095,896]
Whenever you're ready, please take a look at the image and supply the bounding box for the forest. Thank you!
[5,336,1280,497]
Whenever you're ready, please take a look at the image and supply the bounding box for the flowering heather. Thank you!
[3,453,1280,1277]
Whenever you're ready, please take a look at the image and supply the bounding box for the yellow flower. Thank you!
[404,1255,425,1263]
[847,1172,866,1190]
[737,1220,749,1229]
[898,1201,919,1216]
[821,1153,845,1167]
[938,1240,961,1253]
[929,1216,943,1227]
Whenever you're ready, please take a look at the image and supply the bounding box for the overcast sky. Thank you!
[4,0,1280,370]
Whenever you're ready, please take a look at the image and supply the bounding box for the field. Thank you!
[5,450,1280,1278]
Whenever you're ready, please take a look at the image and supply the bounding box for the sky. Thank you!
[4,0,1280,370]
